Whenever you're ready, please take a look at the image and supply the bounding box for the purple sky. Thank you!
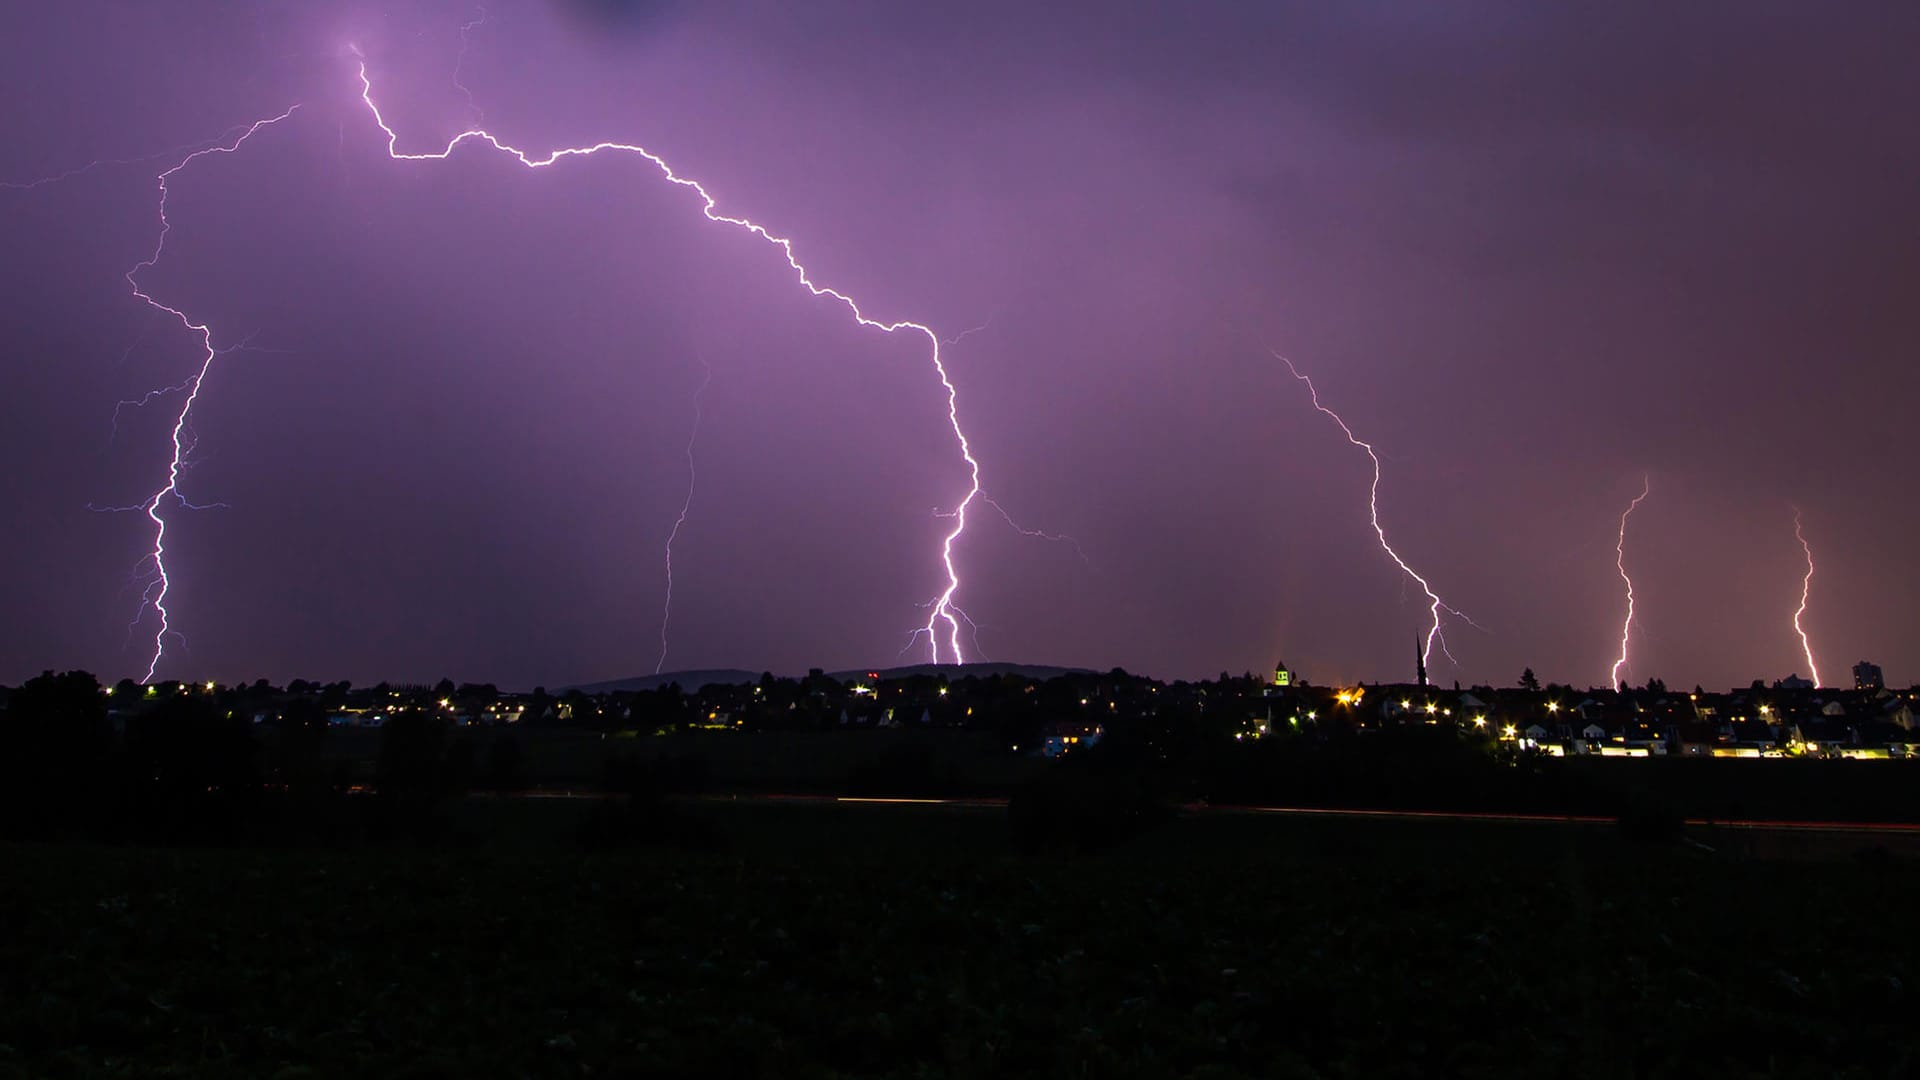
[3,1,1917,690]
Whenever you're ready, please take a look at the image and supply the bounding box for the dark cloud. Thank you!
[548,0,680,38]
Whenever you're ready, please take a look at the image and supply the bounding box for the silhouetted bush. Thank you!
[1006,767,1171,853]
[581,749,724,852]
[478,733,529,791]
[114,692,263,842]
[372,712,471,840]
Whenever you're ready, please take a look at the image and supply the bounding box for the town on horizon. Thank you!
[17,652,1918,763]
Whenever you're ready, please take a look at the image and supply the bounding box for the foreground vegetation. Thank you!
[5,804,1918,1078]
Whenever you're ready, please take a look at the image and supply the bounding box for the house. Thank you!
[1879,697,1915,731]
[1041,721,1103,758]
[1791,720,1850,757]
[1519,723,1564,754]
[1723,717,1779,752]
[1669,721,1722,757]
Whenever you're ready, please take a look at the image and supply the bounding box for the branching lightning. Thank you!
[979,494,1090,567]
[1609,474,1649,690]
[105,332,282,448]
[355,54,984,663]
[937,315,1088,566]
[1792,506,1823,688]
[123,107,301,683]
[940,317,994,348]
[1,125,253,193]
[452,5,489,125]
[107,378,195,447]
[656,357,711,675]
[1276,352,1469,670]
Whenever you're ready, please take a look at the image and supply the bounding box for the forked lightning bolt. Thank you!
[124,107,301,683]
[1276,352,1469,670]
[1792,506,1823,688]
[979,494,1090,567]
[1,125,253,193]
[1609,474,1649,690]
[656,357,710,675]
[452,5,489,124]
[355,54,982,663]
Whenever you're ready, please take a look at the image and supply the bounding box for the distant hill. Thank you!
[564,669,763,694]
[829,662,1096,682]
[564,661,1099,694]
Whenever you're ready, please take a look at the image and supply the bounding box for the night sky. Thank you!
[3,1,1916,690]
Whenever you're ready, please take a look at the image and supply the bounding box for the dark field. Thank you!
[4,804,1918,1078]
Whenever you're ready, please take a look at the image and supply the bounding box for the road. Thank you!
[464,788,1920,836]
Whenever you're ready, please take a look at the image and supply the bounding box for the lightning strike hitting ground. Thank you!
[124,107,301,683]
[656,358,711,675]
[1792,507,1823,688]
[1609,475,1650,690]
[1276,352,1469,670]
[356,55,982,663]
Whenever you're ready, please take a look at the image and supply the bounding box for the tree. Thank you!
[268,697,331,794]
[375,711,469,830]
[1,671,111,835]
[122,692,260,829]
[1519,668,1541,692]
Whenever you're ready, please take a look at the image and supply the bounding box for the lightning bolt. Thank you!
[1792,506,1822,688]
[656,356,710,675]
[105,333,283,448]
[452,5,489,125]
[106,378,196,448]
[356,54,983,663]
[1609,474,1649,690]
[933,319,1087,565]
[124,106,301,683]
[1276,352,1469,670]
[941,317,994,348]
[1,125,254,193]
[979,494,1090,567]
